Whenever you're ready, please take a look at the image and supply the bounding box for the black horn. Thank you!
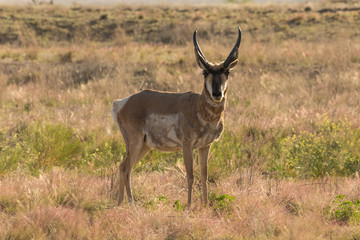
[193,29,212,70]
[223,26,242,69]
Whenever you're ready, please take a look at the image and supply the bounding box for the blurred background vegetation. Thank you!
[1,0,359,179]
[1,1,360,238]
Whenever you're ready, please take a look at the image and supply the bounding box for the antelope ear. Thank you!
[226,59,239,71]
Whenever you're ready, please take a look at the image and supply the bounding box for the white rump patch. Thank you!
[111,96,130,129]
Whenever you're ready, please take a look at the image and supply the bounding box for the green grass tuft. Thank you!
[328,195,360,225]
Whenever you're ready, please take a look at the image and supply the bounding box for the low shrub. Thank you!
[327,195,360,225]
[272,117,360,178]
[1,117,360,180]
[0,123,123,176]
[209,192,235,213]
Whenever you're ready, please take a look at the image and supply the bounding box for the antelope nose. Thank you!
[213,91,222,99]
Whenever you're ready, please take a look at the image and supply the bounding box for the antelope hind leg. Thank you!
[125,143,151,202]
[119,134,147,204]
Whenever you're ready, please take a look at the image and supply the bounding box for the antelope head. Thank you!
[193,27,241,103]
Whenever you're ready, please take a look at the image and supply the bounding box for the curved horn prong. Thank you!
[193,29,212,70]
[223,26,242,69]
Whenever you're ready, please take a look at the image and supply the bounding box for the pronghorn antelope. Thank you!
[111,27,241,206]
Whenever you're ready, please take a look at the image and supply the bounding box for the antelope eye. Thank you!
[203,70,209,78]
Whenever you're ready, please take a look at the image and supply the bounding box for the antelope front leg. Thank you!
[182,142,194,207]
[199,145,210,205]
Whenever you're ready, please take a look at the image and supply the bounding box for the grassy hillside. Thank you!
[1,1,360,238]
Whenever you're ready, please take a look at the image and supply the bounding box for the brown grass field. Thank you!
[1,0,360,239]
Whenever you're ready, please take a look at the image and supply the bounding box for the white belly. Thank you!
[143,113,182,151]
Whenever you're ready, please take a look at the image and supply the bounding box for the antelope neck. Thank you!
[198,88,225,124]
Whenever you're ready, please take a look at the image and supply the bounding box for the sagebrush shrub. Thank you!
[274,117,360,178]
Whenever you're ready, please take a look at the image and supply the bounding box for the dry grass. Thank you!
[1,169,360,239]
[1,1,360,238]
[0,2,360,134]
[1,39,359,132]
